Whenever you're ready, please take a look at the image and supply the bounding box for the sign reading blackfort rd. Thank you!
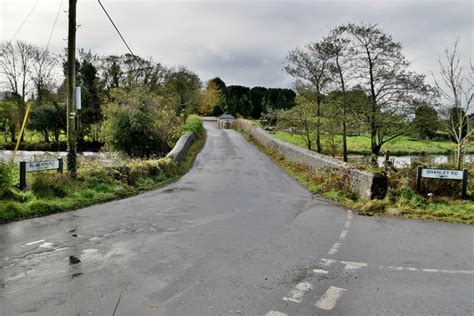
[416,166,469,199]
[19,158,64,190]
[25,160,60,173]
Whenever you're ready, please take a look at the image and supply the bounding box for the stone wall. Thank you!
[235,119,387,200]
[166,132,197,163]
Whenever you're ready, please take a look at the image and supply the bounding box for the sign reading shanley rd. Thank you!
[25,160,60,172]
[416,166,469,199]
[421,168,464,180]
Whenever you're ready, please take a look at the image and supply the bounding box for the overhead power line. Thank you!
[9,0,41,43]
[45,0,64,51]
[97,0,137,58]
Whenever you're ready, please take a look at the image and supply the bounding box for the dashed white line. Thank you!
[282,282,313,303]
[341,261,367,270]
[321,258,336,267]
[39,242,54,249]
[347,210,353,220]
[24,239,45,246]
[344,221,351,229]
[339,230,349,240]
[313,269,329,274]
[328,243,341,255]
[315,286,346,310]
[265,311,287,316]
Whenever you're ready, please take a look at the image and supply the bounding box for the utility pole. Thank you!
[66,0,77,177]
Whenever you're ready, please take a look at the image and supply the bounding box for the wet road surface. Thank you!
[0,122,473,315]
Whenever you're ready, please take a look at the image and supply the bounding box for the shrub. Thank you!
[31,173,72,198]
[0,201,23,221]
[182,115,204,135]
[103,87,183,157]
[0,163,14,198]
[361,199,387,215]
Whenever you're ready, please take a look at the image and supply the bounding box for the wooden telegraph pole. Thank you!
[66,0,77,177]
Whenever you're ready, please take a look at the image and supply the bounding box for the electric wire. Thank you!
[9,0,42,44]
[45,0,64,51]
[97,0,148,73]
[97,0,137,58]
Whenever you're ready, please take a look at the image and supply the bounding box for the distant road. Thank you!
[0,122,472,315]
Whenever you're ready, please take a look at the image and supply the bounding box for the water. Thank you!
[348,154,474,169]
[0,150,120,165]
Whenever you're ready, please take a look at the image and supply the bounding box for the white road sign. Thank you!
[421,168,464,180]
[25,160,60,172]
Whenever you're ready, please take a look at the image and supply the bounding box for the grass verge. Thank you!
[238,128,473,225]
[0,128,206,223]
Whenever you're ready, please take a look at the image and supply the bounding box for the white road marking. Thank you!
[341,261,367,270]
[379,265,474,274]
[39,242,54,249]
[328,243,341,255]
[265,311,287,316]
[339,230,349,240]
[282,282,313,303]
[321,258,336,267]
[347,210,353,220]
[313,269,329,274]
[344,221,351,229]
[24,239,45,246]
[315,286,346,310]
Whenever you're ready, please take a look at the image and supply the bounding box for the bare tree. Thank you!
[31,48,61,105]
[322,29,353,161]
[0,41,36,140]
[285,41,332,153]
[434,40,473,169]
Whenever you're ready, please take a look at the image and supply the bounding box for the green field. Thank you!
[274,132,474,156]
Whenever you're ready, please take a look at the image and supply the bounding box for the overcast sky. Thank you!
[0,0,472,88]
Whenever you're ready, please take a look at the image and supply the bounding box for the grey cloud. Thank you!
[1,0,472,88]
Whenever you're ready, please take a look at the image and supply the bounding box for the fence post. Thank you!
[461,169,468,199]
[416,166,423,193]
[58,158,64,173]
[19,161,26,191]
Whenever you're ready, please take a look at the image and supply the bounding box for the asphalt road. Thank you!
[0,122,473,315]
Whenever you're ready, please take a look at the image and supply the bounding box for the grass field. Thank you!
[274,132,474,156]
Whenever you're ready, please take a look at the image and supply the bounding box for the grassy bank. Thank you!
[238,129,474,225]
[0,116,205,223]
[274,131,474,156]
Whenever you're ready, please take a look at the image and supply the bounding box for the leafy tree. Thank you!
[226,85,251,116]
[277,96,317,150]
[201,78,226,115]
[103,87,183,157]
[164,67,201,114]
[411,104,440,139]
[29,103,66,142]
[78,59,102,142]
[249,87,268,118]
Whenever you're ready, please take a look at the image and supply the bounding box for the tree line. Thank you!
[199,77,296,118]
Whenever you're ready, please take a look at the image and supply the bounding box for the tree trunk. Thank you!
[316,99,321,153]
[456,141,463,170]
[342,120,348,162]
[44,130,50,143]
